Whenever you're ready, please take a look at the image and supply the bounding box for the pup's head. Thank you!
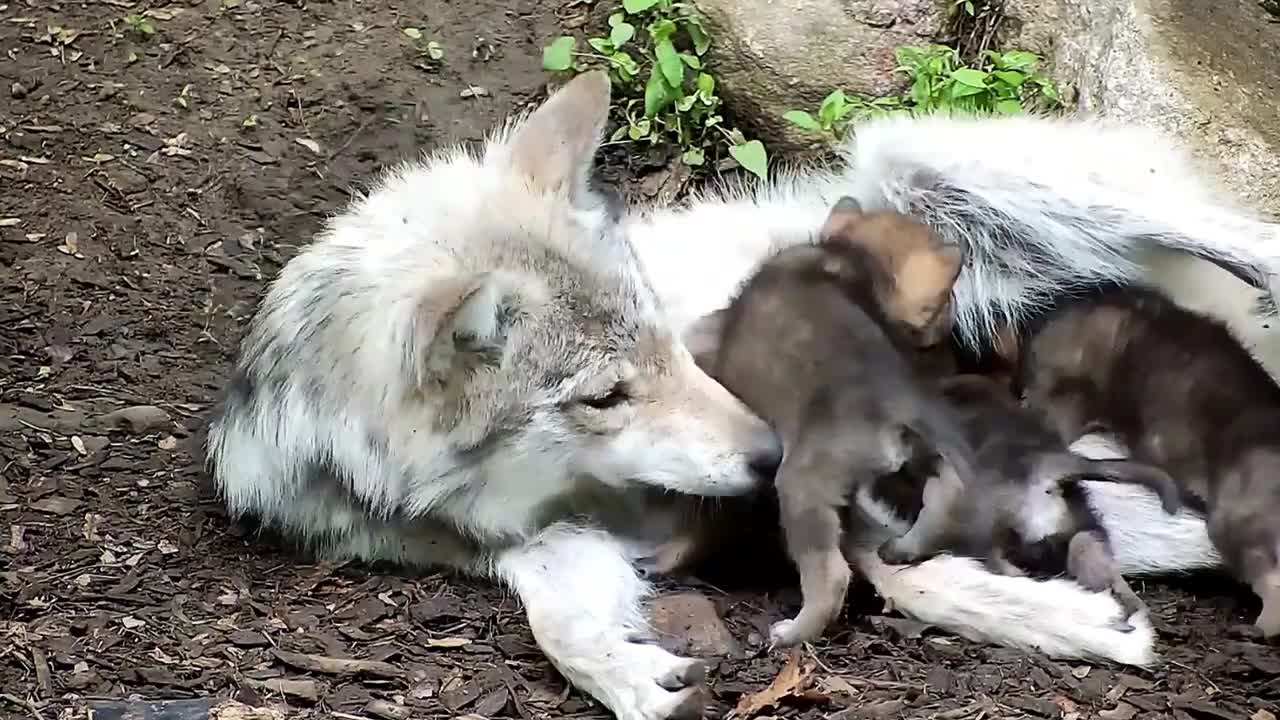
[817,196,963,348]
[410,72,780,498]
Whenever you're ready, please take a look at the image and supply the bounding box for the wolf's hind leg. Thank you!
[495,523,706,720]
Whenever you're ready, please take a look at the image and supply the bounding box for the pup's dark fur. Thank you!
[928,374,1181,620]
[1017,284,1280,636]
[701,196,983,648]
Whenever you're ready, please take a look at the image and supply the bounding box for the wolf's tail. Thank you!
[852,546,1157,667]
[840,112,1280,348]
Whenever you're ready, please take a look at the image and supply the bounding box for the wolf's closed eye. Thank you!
[581,383,631,410]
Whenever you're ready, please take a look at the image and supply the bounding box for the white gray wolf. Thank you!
[206,69,1280,720]
[693,196,982,648]
[1016,283,1280,636]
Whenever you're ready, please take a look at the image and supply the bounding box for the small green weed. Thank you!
[403,27,444,70]
[784,44,1061,146]
[542,0,768,181]
[121,13,157,40]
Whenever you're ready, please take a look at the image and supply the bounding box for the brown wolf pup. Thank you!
[677,196,983,648]
[1018,284,1280,637]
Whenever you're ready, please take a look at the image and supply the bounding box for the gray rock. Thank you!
[1004,0,1280,217]
[693,0,948,152]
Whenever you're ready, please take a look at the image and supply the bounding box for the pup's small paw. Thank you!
[876,537,920,566]
[768,619,802,649]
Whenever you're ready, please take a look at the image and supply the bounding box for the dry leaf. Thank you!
[0,218,21,227]
[158,435,177,450]
[729,650,817,719]
[157,539,179,555]
[426,637,471,648]
[83,153,115,163]
[1252,711,1276,720]
[70,435,88,455]
[1071,665,1091,679]
[295,138,322,154]
[121,616,145,629]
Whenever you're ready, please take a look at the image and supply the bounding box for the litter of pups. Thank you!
[688,196,1280,645]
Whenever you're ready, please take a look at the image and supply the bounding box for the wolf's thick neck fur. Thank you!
[207,71,1280,720]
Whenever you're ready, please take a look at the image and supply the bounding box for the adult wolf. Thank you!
[207,71,1280,720]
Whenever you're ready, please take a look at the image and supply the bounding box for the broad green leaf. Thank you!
[647,18,677,43]
[676,94,696,112]
[655,39,684,88]
[609,125,630,142]
[681,147,705,166]
[998,50,1039,70]
[1037,80,1061,102]
[588,37,613,53]
[818,89,847,124]
[542,36,575,71]
[680,53,701,69]
[729,140,768,181]
[623,0,659,12]
[696,72,715,97]
[992,70,1026,87]
[686,19,711,54]
[612,51,640,77]
[951,68,988,88]
[610,22,635,47]
[643,66,672,117]
[995,98,1023,114]
[783,110,822,131]
[608,12,625,27]
[402,27,422,40]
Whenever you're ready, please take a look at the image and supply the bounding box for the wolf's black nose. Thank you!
[748,430,783,479]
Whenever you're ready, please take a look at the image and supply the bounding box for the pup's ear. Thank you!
[412,272,536,386]
[509,70,612,200]
[818,195,865,241]
[682,308,728,375]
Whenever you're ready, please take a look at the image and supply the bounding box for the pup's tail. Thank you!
[1044,453,1183,515]
[840,112,1280,347]
[852,546,1157,667]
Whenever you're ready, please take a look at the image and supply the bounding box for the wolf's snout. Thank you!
[747,428,784,479]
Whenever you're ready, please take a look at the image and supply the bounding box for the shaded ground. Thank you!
[1,1,1277,719]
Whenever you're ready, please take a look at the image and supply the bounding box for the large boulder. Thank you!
[693,0,950,152]
[1003,0,1280,217]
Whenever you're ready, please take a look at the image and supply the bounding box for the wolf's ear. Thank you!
[509,71,611,199]
[818,195,865,241]
[413,272,536,385]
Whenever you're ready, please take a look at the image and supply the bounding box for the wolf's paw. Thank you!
[877,536,927,566]
[768,618,803,649]
[600,641,706,720]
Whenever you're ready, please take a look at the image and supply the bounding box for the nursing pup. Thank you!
[702,197,983,647]
[1018,284,1280,636]
[929,374,1182,620]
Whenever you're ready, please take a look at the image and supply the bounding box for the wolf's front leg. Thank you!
[496,523,706,720]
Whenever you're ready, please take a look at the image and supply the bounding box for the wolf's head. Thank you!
[406,72,780,499]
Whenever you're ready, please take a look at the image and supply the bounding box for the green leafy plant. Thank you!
[784,44,1061,146]
[542,0,768,181]
[121,13,157,39]
[896,45,1060,115]
[782,90,906,146]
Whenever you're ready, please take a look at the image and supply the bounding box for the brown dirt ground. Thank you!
[1,1,1278,719]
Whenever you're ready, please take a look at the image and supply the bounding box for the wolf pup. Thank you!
[1018,284,1280,637]
[930,374,1181,621]
[704,196,984,647]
